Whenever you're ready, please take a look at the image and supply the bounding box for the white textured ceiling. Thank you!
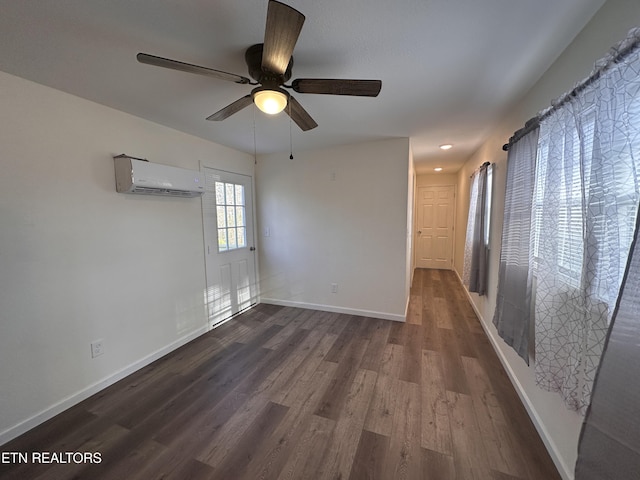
[0,0,605,173]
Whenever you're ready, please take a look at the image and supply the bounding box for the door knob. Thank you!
[249,246,256,251]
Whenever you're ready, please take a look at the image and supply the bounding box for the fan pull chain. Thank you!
[289,99,294,160]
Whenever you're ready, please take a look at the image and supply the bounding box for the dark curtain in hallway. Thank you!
[493,128,538,364]
[463,162,490,295]
[575,205,640,479]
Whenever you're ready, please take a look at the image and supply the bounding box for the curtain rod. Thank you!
[502,29,640,152]
[470,161,491,178]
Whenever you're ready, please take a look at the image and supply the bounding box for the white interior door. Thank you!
[203,168,257,328]
[416,185,455,269]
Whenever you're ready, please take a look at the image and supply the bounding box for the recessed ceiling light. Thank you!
[434,167,443,172]
[439,144,453,150]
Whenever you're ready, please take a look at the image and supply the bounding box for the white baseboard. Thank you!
[452,269,573,480]
[260,297,406,322]
[0,325,208,446]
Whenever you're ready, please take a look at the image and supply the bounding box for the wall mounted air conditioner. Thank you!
[114,155,204,197]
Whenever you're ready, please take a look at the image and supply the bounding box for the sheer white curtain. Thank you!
[463,172,480,288]
[533,29,640,413]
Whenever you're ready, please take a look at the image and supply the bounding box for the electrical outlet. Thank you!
[91,340,104,358]
[331,283,338,293]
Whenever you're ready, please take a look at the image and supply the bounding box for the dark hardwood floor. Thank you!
[0,269,561,479]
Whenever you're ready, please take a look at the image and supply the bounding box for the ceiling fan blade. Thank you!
[292,79,382,97]
[137,53,251,84]
[206,95,253,121]
[285,96,318,131]
[262,0,305,76]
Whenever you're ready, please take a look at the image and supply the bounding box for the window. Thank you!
[531,107,638,295]
[215,181,247,252]
[531,118,588,288]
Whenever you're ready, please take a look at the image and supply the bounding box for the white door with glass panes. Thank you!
[203,168,257,328]
[416,185,455,269]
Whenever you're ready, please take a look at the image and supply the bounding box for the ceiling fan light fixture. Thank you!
[253,88,288,115]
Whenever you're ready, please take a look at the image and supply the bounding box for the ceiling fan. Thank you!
[136,0,382,131]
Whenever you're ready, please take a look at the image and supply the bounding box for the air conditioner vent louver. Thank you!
[129,186,201,197]
[114,155,204,197]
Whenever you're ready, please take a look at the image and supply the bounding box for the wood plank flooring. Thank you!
[0,269,561,480]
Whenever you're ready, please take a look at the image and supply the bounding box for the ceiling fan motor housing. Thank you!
[245,43,293,87]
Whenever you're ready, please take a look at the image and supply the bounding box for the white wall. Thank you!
[255,138,411,321]
[0,71,254,444]
[416,173,457,188]
[454,1,640,478]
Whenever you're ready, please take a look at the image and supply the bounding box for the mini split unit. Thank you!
[114,155,204,197]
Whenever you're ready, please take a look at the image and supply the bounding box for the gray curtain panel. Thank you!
[575,206,640,479]
[464,163,490,295]
[493,128,538,365]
